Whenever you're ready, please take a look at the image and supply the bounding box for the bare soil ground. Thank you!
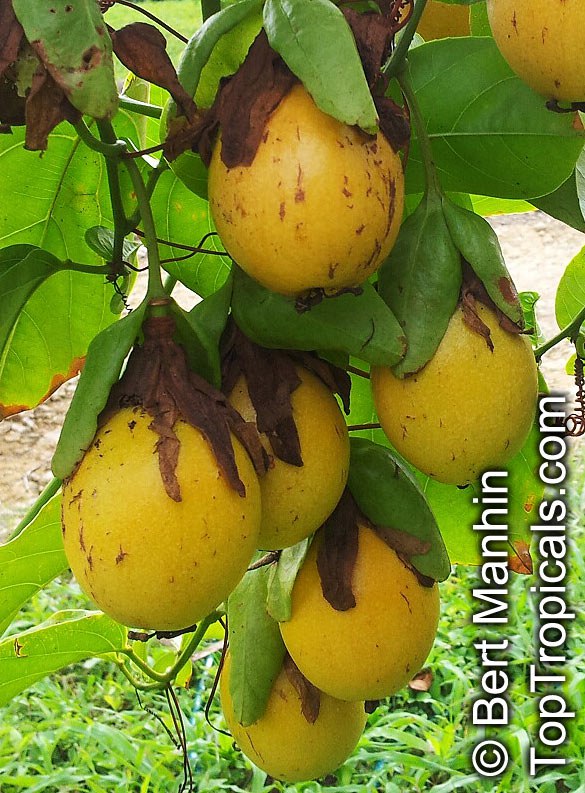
[1,211,584,538]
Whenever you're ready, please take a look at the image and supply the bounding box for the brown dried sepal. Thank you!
[0,0,23,80]
[408,668,433,692]
[508,539,533,575]
[102,313,267,502]
[460,261,523,352]
[108,23,197,122]
[283,654,321,724]
[222,324,351,466]
[25,65,80,151]
[370,523,436,588]
[316,490,360,611]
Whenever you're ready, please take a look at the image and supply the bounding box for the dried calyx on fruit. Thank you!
[164,7,410,298]
[61,312,267,631]
[279,490,440,702]
[372,266,539,485]
[221,324,351,550]
[221,650,366,784]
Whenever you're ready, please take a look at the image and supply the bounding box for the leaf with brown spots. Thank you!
[316,490,360,611]
[508,539,533,575]
[109,23,196,122]
[284,654,320,724]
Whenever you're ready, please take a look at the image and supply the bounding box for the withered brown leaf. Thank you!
[25,65,79,151]
[316,490,360,611]
[109,23,196,122]
[0,0,23,80]
[283,654,321,724]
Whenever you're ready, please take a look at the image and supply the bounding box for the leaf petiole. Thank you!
[534,305,585,361]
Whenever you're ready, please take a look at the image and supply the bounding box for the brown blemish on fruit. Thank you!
[279,201,286,220]
[295,164,305,202]
[128,420,136,431]
[79,527,86,553]
[87,546,94,571]
[400,592,413,614]
[115,545,129,564]
[328,263,339,280]
[355,224,365,235]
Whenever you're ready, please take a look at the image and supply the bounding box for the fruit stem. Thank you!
[123,157,166,300]
[160,611,222,683]
[116,658,166,691]
[397,65,442,197]
[73,119,127,158]
[118,96,163,119]
[534,305,585,361]
[8,477,62,541]
[383,0,429,80]
[97,120,130,270]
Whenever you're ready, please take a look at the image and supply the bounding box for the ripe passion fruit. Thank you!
[487,0,585,102]
[220,653,366,783]
[371,302,538,485]
[62,407,261,630]
[229,366,350,550]
[208,83,404,296]
[280,523,440,702]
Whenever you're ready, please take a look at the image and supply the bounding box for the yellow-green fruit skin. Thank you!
[418,0,470,40]
[220,655,366,783]
[229,367,350,550]
[487,0,585,102]
[208,84,404,296]
[371,303,538,486]
[280,524,440,702]
[62,408,261,630]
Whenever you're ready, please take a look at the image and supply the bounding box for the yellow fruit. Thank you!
[418,0,470,40]
[62,407,261,630]
[220,654,366,783]
[371,303,538,485]
[280,524,440,701]
[229,367,350,550]
[487,0,585,102]
[208,84,404,296]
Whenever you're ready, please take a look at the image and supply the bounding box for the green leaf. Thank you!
[520,291,545,347]
[177,0,264,98]
[52,303,148,480]
[231,266,406,366]
[150,170,231,297]
[406,38,585,199]
[555,247,585,330]
[84,227,141,262]
[266,539,310,622]
[0,122,139,414]
[227,566,286,726]
[0,611,126,707]
[12,0,118,119]
[442,198,524,324]
[347,438,451,582]
[195,7,264,108]
[469,1,491,35]
[169,275,232,387]
[0,495,67,638]
[264,0,377,133]
[378,190,461,376]
[533,170,585,233]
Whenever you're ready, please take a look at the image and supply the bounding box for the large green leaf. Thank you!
[227,566,286,726]
[0,495,67,638]
[0,121,139,415]
[0,611,127,707]
[378,189,461,375]
[264,0,377,133]
[52,302,148,481]
[532,169,585,233]
[150,170,231,297]
[348,438,450,582]
[266,539,310,622]
[231,266,406,366]
[405,38,585,199]
[12,0,118,119]
[555,247,585,330]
